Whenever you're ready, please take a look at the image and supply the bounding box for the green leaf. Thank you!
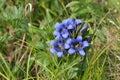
[66,1,80,8]
[0,0,6,8]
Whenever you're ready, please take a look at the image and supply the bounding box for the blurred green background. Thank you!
[0,0,120,80]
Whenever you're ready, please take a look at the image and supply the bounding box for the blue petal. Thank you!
[68,48,75,55]
[62,18,73,25]
[62,19,68,25]
[76,36,82,42]
[57,52,63,57]
[67,18,73,22]
[79,49,85,56]
[61,29,69,38]
[50,48,56,54]
[50,40,55,46]
[83,41,89,47]
[54,22,63,29]
[62,32,69,39]
[67,25,74,29]
[55,35,62,42]
[64,43,70,49]
[75,19,82,24]
[53,30,60,36]
[54,22,59,28]
[66,38,72,44]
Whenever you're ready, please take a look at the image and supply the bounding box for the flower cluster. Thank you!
[50,18,89,57]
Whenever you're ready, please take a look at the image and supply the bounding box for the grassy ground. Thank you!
[0,0,120,80]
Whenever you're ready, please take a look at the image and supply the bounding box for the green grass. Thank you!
[0,0,120,80]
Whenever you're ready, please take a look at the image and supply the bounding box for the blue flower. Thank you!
[65,36,89,56]
[62,18,75,29]
[53,23,69,39]
[50,36,65,57]
[61,28,69,38]
[53,22,63,36]
[75,19,82,25]
[54,22,62,29]
[50,18,89,57]
[62,18,82,30]
[64,38,72,49]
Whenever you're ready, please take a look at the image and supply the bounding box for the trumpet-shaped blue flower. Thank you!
[50,18,89,57]
[50,36,65,57]
[53,22,69,39]
[65,36,89,56]
[62,18,82,30]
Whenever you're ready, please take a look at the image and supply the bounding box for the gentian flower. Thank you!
[62,18,82,30]
[53,22,69,39]
[62,18,75,29]
[64,38,72,49]
[65,36,89,56]
[50,36,65,57]
[75,19,82,25]
[53,22,63,36]
[50,18,89,57]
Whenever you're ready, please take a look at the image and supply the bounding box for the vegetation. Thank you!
[0,0,120,80]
